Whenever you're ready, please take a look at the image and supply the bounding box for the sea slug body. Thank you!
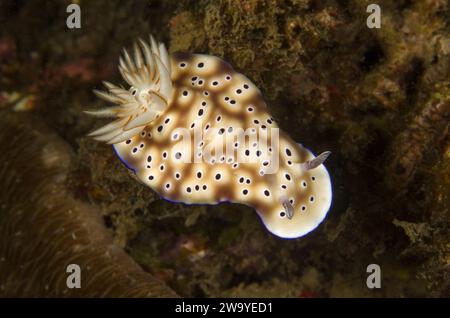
[87,36,332,239]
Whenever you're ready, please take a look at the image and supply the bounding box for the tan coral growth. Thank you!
[0,111,177,297]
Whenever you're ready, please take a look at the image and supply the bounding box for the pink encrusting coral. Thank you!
[87,36,332,239]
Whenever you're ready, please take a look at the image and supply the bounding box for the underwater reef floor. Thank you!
[0,0,448,297]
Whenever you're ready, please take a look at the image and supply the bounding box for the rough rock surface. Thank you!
[0,0,448,297]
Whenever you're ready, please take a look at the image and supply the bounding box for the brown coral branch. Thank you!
[385,83,450,190]
[0,111,178,297]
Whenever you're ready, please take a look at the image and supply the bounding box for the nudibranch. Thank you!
[86,36,332,239]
